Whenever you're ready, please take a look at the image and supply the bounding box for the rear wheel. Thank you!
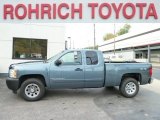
[20,78,45,101]
[120,78,139,98]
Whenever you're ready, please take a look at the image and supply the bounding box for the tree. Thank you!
[116,24,131,36]
[103,33,116,41]
[103,24,131,41]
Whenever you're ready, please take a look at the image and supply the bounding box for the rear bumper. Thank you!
[6,78,19,91]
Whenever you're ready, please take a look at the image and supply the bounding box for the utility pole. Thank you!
[94,24,96,49]
[148,45,151,63]
[73,39,75,49]
[114,23,116,55]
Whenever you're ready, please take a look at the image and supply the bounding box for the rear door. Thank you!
[84,51,104,88]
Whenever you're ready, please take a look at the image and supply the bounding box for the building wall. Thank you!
[150,49,160,63]
[99,29,160,52]
[0,24,65,74]
[99,28,160,63]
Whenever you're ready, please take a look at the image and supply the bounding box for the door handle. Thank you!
[75,68,83,71]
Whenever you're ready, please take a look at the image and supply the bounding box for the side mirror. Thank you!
[55,60,62,66]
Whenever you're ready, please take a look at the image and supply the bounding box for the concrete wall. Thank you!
[0,24,65,74]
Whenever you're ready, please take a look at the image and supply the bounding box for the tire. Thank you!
[20,78,45,101]
[120,78,139,98]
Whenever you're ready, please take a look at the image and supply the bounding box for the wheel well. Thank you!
[19,74,47,87]
[121,73,142,83]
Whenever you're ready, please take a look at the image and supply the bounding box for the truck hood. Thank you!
[9,61,45,69]
[9,61,49,79]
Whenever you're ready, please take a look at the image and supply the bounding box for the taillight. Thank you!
[149,67,152,77]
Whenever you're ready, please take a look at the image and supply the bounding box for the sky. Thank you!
[65,23,160,49]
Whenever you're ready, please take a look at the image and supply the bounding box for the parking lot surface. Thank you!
[0,78,160,120]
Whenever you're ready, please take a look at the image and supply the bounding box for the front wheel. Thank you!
[120,78,139,98]
[20,78,45,101]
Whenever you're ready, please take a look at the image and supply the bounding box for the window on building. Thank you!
[143,53,148,59]
[86,51,98,65]
[59,51,82,65]
[135,52,143,59]
[135,51,148,59]
[13,38,47,60]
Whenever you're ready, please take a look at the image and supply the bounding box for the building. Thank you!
[99,28,160,63]
[0,24,65,76]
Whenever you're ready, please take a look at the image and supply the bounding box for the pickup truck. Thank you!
[6,49,153,101]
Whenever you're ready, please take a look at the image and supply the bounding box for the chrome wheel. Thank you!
[25,83,40,98]
[125,82,136,95]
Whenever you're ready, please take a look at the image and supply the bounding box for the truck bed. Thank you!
[104,62,152,87]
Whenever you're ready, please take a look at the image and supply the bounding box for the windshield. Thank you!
[45,51,64,63]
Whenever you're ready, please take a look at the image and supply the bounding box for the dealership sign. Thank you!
[0,0,159,23]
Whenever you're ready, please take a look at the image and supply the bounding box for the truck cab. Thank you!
[49,50,104,89]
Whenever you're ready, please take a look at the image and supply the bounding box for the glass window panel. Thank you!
[86,51,98,65]
[13,38,47,60]
[59,51,82,65]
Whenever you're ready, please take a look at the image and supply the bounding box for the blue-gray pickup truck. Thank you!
[6,49,153,101]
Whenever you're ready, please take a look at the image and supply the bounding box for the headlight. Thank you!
[9,69,17,78]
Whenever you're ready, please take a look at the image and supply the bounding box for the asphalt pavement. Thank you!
[0,78,160,120]
[153,68,160,80]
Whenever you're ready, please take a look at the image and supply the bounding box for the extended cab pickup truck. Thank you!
[6,49,153,101]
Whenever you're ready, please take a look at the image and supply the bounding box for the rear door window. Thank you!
[85,51,98,65]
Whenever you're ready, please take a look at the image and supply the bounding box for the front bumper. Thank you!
[6,78,19,91]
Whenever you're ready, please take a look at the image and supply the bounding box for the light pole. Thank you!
[94,24,96,49]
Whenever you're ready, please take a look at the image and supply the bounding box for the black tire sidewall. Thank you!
[20,78,45,101]
[120,78,139,98]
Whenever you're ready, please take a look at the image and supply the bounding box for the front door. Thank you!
[49,51,84,88]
